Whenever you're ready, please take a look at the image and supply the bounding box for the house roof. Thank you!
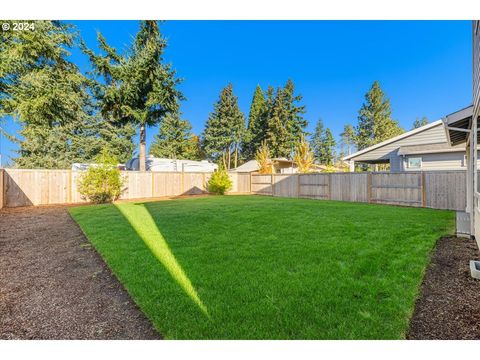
[231,160,259,172]
[443,105,474,146]
[397,142,466,156]
[231,159,330,172]
[343,120,444,161]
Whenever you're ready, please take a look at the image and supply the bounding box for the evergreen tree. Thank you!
[413,116,429,129]
[243,85,266,160]
[264,80,307,158]
[283,79,307,149]
[310,119,324,162]
[265,87,290,158]
[340,124,356,156]
[355,81,403,150]
[150,113,197,159]
[319,128,336,166]
[83,21,182,171]
[0,21,132,168]
[202,84,245,169]
[185,135,205,161]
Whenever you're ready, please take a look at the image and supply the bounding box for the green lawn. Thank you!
[69,195,454,339]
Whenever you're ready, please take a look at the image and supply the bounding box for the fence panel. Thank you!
[183,172,207,195]
[236,172,252,193]
[152,172,183,197]
[4,169,70,207]
[273,174,298,197]
[298,174,329,199]
[121,171,153,199]
[370,172,423,207]
[330,173,368,203]
[425,171,466,211]
[251,174,273,195]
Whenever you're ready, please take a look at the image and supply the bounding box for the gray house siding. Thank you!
[389,154,403,172]
[353,121,447,162]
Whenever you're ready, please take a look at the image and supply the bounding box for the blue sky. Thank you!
[0,20,472,165]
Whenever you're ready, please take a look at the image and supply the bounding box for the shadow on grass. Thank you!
[114,202,209,317]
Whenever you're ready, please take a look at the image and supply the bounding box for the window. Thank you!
[407,157,422,169]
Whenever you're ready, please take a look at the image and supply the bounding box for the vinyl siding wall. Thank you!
[353,122,447,162]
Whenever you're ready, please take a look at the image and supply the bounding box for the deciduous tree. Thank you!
[293,135,314,173]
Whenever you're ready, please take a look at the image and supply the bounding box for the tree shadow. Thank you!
[113,202,209,317]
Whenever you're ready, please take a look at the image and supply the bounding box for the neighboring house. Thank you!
[125,156,218,172]
[231,158,335,173]
[344,105,474,172]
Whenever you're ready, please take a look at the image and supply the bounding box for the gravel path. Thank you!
[408,236,480,339]
[0,205,160,339]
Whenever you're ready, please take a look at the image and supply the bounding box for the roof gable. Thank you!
[343,120,445,162]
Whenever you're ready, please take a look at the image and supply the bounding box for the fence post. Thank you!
[67,170,72,204]
[367,172,372,203]
[421,171,426,207]
[328,173,332,200]
[202,172,206,193]
[181,164,185,194]
[0,169,4,209]
[151,171,155,197]
[297,173,300,198]
[271,173,275,197]
[250,172,253,194]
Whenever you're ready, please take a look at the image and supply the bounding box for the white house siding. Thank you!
[353,122,447,162]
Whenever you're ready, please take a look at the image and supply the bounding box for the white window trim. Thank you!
[407,156,422,169]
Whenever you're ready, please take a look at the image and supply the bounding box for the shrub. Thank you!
[207,169,232,195]
[77,149,125,204]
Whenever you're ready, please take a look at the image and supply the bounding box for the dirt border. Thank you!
[408,236,480,339]
[0,205,161,339]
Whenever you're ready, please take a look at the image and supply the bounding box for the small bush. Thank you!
[207,169,232,195]
[77,149,125,204]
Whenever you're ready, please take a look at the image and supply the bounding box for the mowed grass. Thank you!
[69,195,454,339]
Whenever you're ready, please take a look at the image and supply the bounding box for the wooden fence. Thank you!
[251,171,467,211]
[0,169,252,208]
[0,168,468,211]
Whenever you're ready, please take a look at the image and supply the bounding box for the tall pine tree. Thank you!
[149,113,199,160]
[412,116,429,129]
[355,81,403,150]
[320,128,336,166]
[310,118,324,162]
[242,85,266,160]
[202,84,245,169]
[0,21,132,168]
[340,124,356,156]
[265,80,307,158]
[83,21,182,171]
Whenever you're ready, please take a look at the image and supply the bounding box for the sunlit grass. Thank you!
[116,203,208,316]
[69,196,454,339]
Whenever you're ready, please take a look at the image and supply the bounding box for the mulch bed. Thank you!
[408,236,480,339]
[0,205,160,340]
